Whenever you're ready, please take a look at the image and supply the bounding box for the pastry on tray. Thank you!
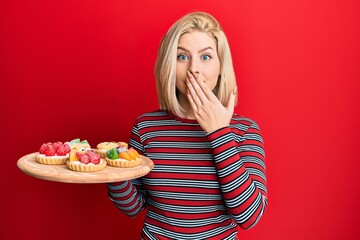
[105,143,142,168]
[36,141,71,165]
[96,142,120,158]
[66,139,106,172]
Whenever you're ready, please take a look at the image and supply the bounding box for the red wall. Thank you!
[1,1,360,239]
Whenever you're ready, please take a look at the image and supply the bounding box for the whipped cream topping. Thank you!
[70,159,104,165]
[111,157,139,162]
[38,153,69,158]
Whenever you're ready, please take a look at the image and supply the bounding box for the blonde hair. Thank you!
[154,12,237,117]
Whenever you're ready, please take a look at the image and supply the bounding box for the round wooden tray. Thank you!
[17,152,154,184]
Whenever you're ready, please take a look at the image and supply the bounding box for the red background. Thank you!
[1,1,360,239]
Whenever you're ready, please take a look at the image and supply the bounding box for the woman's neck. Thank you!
[177,94,196,119]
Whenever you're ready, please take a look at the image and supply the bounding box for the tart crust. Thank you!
[66,159,107,172]
[98,151,107,159]
[97,142,120,158]
[106,157,141,168]
[36,154,68,165]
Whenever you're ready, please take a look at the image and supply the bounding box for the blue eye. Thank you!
[177,54,188,61]
[201,55,212,61]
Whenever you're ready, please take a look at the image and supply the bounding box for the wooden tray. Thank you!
[17,152,154,184]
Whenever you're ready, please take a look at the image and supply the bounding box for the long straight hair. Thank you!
[154,12,237,117]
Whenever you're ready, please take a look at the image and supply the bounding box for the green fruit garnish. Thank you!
[106,148,119,160]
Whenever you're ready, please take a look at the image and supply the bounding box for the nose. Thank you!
[189,58,200,76]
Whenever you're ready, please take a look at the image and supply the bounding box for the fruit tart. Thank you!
[67,138,91,161]
[105,144,142,168]
[36,141,71,165]
[66,139,106,172]
[96,141,120,158]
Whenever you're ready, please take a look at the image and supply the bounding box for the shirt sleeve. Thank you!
[206,120,268,229]
[106,122,147,217]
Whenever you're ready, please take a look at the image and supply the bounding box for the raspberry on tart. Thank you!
[36,142,71,165]
[66,139,106,172]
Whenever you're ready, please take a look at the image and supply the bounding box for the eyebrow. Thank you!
[177,46,214,53]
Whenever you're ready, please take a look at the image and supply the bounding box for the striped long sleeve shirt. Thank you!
[107,110,268,240]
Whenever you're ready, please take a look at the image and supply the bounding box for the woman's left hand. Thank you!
[186,71,237,133]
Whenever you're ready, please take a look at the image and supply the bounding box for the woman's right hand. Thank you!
[186,71,237,133]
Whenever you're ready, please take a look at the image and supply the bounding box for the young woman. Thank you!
[107,12,268,240]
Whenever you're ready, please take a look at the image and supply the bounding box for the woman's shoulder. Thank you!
[135,109,170,121]
[231,113,261,130]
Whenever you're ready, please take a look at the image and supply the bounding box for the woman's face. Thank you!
[176,31,221,99]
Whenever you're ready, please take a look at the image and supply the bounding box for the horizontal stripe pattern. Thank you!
[107,110,267,239]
